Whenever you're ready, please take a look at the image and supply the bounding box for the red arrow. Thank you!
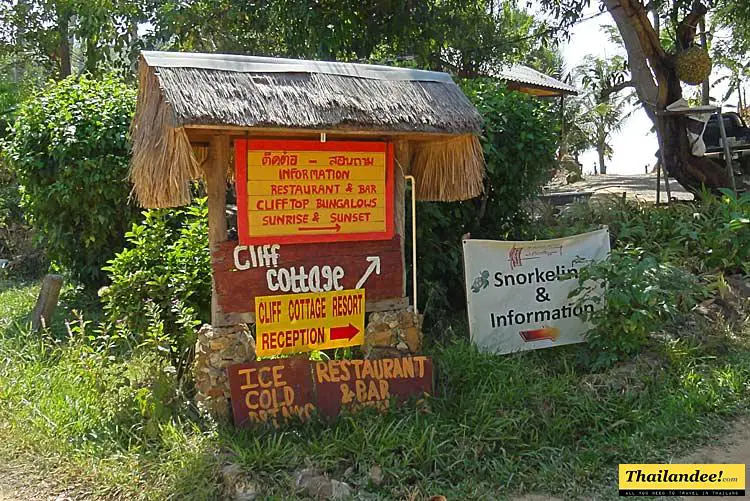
[298,223,341,232]
[330,323,360,341]
[519,327,560,342]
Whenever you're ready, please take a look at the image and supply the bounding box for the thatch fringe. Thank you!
[411,135,485,201]
[156,68,482,134]
[130,62,202,208]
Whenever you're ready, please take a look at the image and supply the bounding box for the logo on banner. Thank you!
[470,270,490,293]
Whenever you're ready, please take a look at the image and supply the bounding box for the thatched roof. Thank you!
[131,51,485,207]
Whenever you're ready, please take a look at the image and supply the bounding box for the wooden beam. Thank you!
[183,125,466,143]
[394,140,409,298]
[31,274,63,331]
[206,135,230,326]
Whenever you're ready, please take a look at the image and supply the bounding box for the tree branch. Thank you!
[604,0,660,118]
[600,79,635,100]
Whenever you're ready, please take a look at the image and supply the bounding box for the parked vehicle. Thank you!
[703,112,750,152]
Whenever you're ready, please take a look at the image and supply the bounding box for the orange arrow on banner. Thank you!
[330,323,360,341]
[519,327,560,342]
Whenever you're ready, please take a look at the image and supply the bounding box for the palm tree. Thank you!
[575,55,635,174]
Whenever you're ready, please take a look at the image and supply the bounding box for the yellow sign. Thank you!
[255,289,366,357]
[619,464,745,496]
[236,139,394,245]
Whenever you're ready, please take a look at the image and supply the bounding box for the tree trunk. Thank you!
[604,0,731,193]
[699,19,709,106]
[85,36,98,74]
[598,146,607,175]
[57,6,71,78]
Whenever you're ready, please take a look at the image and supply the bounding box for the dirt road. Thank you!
[680,417,750,501]
[548,173,693,203]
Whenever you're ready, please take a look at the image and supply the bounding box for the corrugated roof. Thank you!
[141,51,454,83]
[493,64,578,96]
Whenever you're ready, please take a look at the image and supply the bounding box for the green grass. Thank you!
[1,278,749,499]
[0,279,221,499]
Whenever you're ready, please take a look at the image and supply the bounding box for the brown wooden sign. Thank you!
[212,237,404,314]
[227,356,433,427]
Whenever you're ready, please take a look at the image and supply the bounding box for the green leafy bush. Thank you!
[101,199,211,359]
[0,160,45,276]
[555,191,750,274]
[415,79,558,314]
[572,248,707,369]
[4,74,138,286]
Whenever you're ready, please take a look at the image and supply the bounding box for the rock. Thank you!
[221,463,243,485]
[368,465,384,486]
[233,480,260,501]
[295,468,353,500]
[365,347,402,359]
[194,323,256,420]
[208,353,223,366]
[367,330,393,347]
[221,463,260,501]
[206,387,225,398]
[396,341,409,352]
[404,327,421,352]
[209,338,229,350]
[329,479,353,500]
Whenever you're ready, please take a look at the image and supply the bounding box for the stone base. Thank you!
[194,323,256,419]
[364,307,423,358]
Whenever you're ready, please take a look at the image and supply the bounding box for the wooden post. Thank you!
[31,274,63,331]
[717,105,738,192]
[662,161,672,204]
[206,134,230,326]
[656,159,661,205]
[394,140,409,299]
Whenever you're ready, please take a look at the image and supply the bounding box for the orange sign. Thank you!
[235,139,394,245]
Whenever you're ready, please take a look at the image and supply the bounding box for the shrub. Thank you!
[415,79,558,313]
[101,199,211,359]
[4,74,138,286]
[0,159,46,276]
[572,247,707,369]
[554,191,750,274]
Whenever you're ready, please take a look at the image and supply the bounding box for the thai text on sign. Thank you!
[235,139,394,245]
[227,356,433,427]
[255,289,365,357]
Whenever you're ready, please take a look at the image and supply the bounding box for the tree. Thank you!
[4,74,139,286]
[539,0,750,193]
[145,1,550,75]
[560,95,591,163]
[0,0,149,80]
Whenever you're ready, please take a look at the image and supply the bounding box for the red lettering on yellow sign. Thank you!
[236,139,394,245]
[255,289,365,357]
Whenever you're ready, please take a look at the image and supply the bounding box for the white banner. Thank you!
[462,228,610,355]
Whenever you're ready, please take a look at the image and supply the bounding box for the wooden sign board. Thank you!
[235,139,394,245]
[255,289,365,357]
[227,356,433,427]
[211,237,403,314]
